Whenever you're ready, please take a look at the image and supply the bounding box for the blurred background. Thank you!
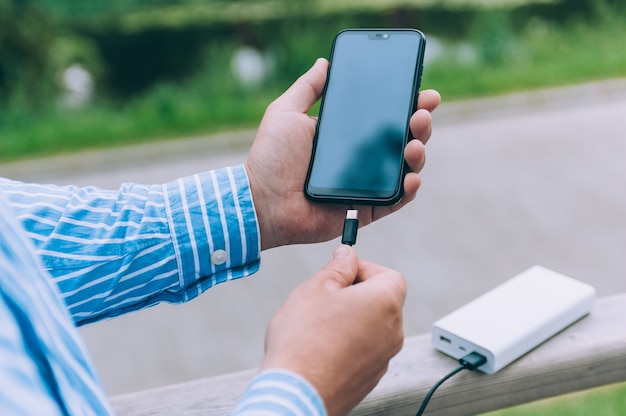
[2,1,626,415]
[1,0,625,161]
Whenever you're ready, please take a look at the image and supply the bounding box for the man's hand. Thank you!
[245,58,441,250]
[261,245,407,416]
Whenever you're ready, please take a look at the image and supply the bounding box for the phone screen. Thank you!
[305,29,425,205]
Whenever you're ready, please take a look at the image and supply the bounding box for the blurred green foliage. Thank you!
[482,380,626,416]
[1,0,625,161]
[472,11,515,65]
[0,0,57,110]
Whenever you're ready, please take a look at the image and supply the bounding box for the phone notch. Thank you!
[369,33,390,40]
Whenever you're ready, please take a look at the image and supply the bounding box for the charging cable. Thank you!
[340,209,485,414]
[341,209,359,246]
[415,351,487,416]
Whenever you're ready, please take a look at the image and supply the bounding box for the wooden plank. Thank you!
[110,293,626,415]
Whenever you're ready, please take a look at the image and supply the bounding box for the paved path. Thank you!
[3,79,626,396]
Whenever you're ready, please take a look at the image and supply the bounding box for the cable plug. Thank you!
[459,351,487,371]
[341,209,359,246]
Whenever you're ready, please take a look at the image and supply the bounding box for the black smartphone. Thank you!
[304,28,426,205]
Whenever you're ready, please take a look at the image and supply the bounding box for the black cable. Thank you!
[340,209,487,414]
[415,365,465,416]
[415,352,487,416]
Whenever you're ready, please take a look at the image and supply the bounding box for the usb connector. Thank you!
[341,209,359,246]
[459,351,487,371]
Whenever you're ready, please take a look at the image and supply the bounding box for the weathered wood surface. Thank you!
[110,293,626,415]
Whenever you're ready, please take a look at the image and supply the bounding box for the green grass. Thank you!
[1,6,626,162]
[481,381,626,416]
[0,81,278,161]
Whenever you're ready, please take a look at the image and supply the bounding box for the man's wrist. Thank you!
[243,162,277,250]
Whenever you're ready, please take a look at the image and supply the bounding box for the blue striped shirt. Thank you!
[233,370,326,416]
[0,164,325,415]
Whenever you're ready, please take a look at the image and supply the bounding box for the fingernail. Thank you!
[332,245,352,259]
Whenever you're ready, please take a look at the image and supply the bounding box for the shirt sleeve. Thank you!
[232,370,327,416]
[0,164,261,326]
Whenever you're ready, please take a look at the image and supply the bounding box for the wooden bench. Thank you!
[111,293,626,415]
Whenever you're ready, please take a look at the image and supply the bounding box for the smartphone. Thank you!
[304,28,426,205]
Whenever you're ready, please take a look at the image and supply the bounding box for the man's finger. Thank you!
[271,58,328,113]
[417,89,441,113]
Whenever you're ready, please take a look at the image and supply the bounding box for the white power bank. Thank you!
[432,265,596,374]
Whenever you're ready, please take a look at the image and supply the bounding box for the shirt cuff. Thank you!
[233,369,327,416]
[163,164,261,301]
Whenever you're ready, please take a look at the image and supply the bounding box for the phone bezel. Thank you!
[304,28,426,206]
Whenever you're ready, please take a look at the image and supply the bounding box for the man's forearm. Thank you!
[0,165,261,325]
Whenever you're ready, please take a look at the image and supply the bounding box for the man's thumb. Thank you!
[319,245,359,289]
[331,244,353,260]
[271,58,328,113]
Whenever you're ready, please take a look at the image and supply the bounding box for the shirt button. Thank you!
[211,249,228,265]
